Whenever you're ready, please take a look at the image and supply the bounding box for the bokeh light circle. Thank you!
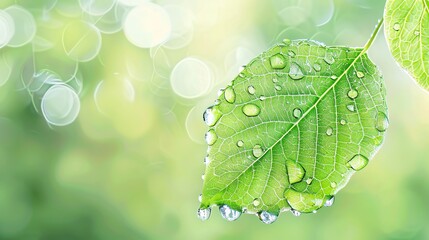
[62,21,102,62]
[0,10,14,48]
[4,5,36,47]
[78,0,116,16]
[41,84,80,126]
[123,2,172,48]
[170,57,212,99]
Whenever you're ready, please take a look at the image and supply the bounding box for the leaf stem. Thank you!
[363,17,384,52]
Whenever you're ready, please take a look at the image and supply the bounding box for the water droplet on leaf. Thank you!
[252,145,263,158]
[219,205,241,221]
[293,108,303,119]
[275,85,282,91]
[330,182,337,188]
[331,75,338,80]
[253,198,261,207]
[393,23,400,31]
[203,106,222,127]
[375,111,389,132]
[306,178,313,185]
[289,62,305,80]
[270,54,287,69]
[340,119,347,125]
[242,104,261,117]
[205,129,218,146]
[286,160,305,184]
[347,104,355,112]
[224,87,236,103]
[247,85,256,95]
[313,63,321,72]
[324,196,335,207]
[324,53,335,65]
[347,89,358,99]
[356,71,365,78]
[326,127,333,136]
[288,50,296,57]
[347,154,369,171]
[237,140,244,147]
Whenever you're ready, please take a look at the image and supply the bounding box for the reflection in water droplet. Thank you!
[375,111,389,132]
[247,85,256,95]
[224,87,236,103]
[286,160,305,184]
[346,104,355,112]
[347,154,369,171]
[356,71,365,78]
[313,63,321,72]
[393,23,400,31]
[253,198,261,207]
[198,207,211,221]
[291,209,301,217]
[258,211,278,224]
[293,108,302,119]
[347,89,358,99]
[324,53,335,65]
[270,53,287,69]
[205,129,218,146]
[237,140,244,147]
[219,205,241,221]
[289,62,304,80]
[325,196,335,207]
[203,106,222,127]
[340,119,347,125]
[326,127,333,136]
[242,104,261,117]
[252,145,263,158]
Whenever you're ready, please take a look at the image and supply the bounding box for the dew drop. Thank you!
[198,194,202,202]
[288,50,296,58]
[286,160,305,184]
[326,127,333,136]
[270,53,287,69]
[203,106,222,127]
[375,111,389,132]
[291,209,301,217]
[219,205,241,221]
[246,85,256,95]
[283,38,292,45]
[275,85,282,91]
[289,62,305,80]
[324,53,335,65]
[347,154,369,171]
[346,104,355,112]
[330,75,338,80]
[237,140,244,147]
[252,144,263,158]
[204,156,211,165]
[347,89,358,100]
[205,129,218,146]
[393,23,400,31]
[272,78,278,83]
[258,211,278,224]
[197,207,211,221]
[340,119,347,125]
[414,30,420,36]
[201,174,205,180]
[313,63,321,72]
[306,178,313,185]
[242,104,261,117]
[253,198,261,207]
[325,196,335,207]
[259,95,266,101]
[356,71,365,78]
[293,108,303,119]
[224,87,236,103]
[330,182,337,188]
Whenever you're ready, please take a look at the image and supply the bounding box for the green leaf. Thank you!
[384,0,429,91]
[198,40,388,223]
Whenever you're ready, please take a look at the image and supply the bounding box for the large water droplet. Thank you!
[293,108,303,119]
[346,104,355,112]
[219,205,241,221]
[375,111,389,132]
[286,160,305,184]
[393,23,400,31]
[324,53,335,65]
[347,89,358,100]
[224,87,236,103]
[326,127,333,136]
[324,196,335,207]
[252,144,263,158]
[242,104,261,117]
[205,129,218,146]
[203,106,222,127]
[356,71,365,78]
[197,207,211,221]
[291,209,301,217]
[247,85,256,95]
[237,140,244,147]
[289,62,304,80]
[347,154,369,171]
[253,198,261,207]
[270,53,287,69]
[258,211,278,224]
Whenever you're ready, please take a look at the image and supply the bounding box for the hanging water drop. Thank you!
[197,207,211,221]
[293,108,303,119]
[325,196,335,207]
[347,89,358,99]
[289,62,305,80]
[203,106,222,127]
[270,53,287,69]
[242,104,261,117]
[198,194,202,202]
[258,211,278,224]
[247,85,256,95]
[291,209,301,217]
[204,156,211,165]
[219,205,241,221]
[205,129,218,146]
[347,154,369,171]
[224,87,236,103]
[252,144,263,158]
[375,111,389,132]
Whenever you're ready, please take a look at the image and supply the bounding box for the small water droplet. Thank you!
[356,71,365,78]
[286,160,305,184]
[330,182,337,188]
[252,144,263,158]
[415,30,420,36]
[326,127,333,136]
[331,75,338,80]
[347,154,369,171]
[324,53,335,65]
[239,72,245,78]
[306,178,313,185]
[259,95,266,101]
[283,39,292,45]
[272,78,278,83]
[197,207,211,221]
[313,63,321,72]
[204,156,211,165]
[201,174,205,180]
[242,104,261,117]
[347,104,355,112]
[275,85,282,91]
[270,54,287,69]
[258,211,278,224]
[237,140,244,147]
[198,194,202,202]
[203,107,222,127]
[247,85,256,95]
[340,119,347,125]
[217,88,225,97]
[288,50,296,57]
[224,87,236,103]
[375,111,389,132]
[219,205,241,221]
[291,209,301,217]
[347,89,359,99]
[324,196,335,207]
[205,129,218,146]
[289,62,305,80]
[393,23,400,31]
[293,108,302,119]
[253,198,261,207]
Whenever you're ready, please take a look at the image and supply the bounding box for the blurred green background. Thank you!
[0,0,429,239]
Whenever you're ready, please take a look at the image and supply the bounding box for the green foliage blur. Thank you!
[0,0,428,239]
